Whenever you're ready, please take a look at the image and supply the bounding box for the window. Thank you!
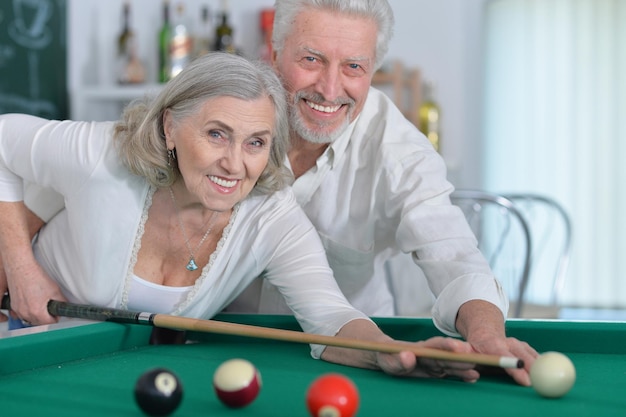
[483,0,626,308]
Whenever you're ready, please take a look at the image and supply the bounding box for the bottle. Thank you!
[168,2,193,79]
[117,1,145,84]
[116,1,132,83]
[258,8,274,62]
[418,82,441,151]
[195,5,213,58]
[117,2,132,56]
[214,1,235,53]
[158,1,171,83]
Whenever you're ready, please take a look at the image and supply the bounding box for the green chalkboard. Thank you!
[0,0,67,119]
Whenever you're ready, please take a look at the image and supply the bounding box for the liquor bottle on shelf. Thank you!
[158,0,171,83]
[195,5,213,58]
[116,1,145,84]
[214,1,235,54]
[117,1,132,60]
[168,2,193,79]
[258,8,274,62]
[418,81,441,151]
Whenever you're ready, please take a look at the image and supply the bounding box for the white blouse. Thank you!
[0,114,370,358]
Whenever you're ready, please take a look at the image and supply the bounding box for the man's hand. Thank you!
[375,336,480,382]
[456,300,538,386]
[0,201,56,325]
[0,258,7,322]
[322,318,480,382]
[5,258,66,326]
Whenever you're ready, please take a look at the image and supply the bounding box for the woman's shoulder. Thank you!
[0,114,115,139]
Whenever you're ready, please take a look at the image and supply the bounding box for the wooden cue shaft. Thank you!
[153,314,523,368]
[1,295,523,369]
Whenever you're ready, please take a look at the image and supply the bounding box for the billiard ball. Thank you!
[134,367,183,416]
[212,358,262,408]
[306,373,359,417]
[530,351,576,398]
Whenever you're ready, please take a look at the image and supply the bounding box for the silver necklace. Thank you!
[169,187,219,271]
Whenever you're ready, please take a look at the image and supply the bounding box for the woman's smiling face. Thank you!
[164,95,276,211]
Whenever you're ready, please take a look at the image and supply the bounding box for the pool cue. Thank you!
[0,295,523,369]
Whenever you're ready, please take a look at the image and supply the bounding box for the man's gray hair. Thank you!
[272,0,394,71]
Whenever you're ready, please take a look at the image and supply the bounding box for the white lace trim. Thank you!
[120,186,155,310]
[119,186,240,314]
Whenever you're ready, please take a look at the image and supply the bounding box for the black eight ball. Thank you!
[134,368,183,416]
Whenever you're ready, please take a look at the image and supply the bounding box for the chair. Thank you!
[502,193,572,310]
[450,190,532,318]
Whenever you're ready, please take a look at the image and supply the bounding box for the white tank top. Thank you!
[127,274,193,313]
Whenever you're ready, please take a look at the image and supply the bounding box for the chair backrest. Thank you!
[502,194,572,307]
[450,190,532,318]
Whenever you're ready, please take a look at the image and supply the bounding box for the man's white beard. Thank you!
[289,101,352,145]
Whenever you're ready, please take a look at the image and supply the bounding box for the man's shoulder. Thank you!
[348,89,433,157]
[356,88,426,144]
[238,187,315,234]
[242,187,299,214]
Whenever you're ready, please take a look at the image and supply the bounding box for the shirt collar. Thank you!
[323,114,360,169]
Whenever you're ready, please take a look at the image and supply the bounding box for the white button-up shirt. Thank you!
[233,87,508,336]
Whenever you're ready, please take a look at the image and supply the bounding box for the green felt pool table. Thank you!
[0,315,625,417]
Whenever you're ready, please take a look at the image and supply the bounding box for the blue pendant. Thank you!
[186,259,198,271]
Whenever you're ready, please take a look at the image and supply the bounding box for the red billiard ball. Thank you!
[212,358,262,408]
[134,368,183,416]
[306,373,360,417]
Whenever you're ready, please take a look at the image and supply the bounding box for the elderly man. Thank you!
[226,0,537,386]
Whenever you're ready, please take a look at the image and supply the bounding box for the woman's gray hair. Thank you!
[113,52,291,194]
[272,0,394,71]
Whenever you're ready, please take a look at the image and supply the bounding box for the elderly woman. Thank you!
[0,52,477,380]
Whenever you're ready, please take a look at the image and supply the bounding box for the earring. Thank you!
[167,149,176,166]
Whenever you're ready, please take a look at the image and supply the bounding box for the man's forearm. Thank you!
[0,202,40,270]
[455,299,506,341]
[25,207,45,239]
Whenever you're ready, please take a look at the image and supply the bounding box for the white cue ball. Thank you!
[530,351,576,398]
